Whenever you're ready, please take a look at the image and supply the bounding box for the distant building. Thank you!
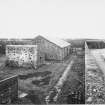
[32,35,71,60]
[6,45,45,69]
[0,73,18,104]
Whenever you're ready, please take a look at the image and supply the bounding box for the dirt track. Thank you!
[45,59,74,104]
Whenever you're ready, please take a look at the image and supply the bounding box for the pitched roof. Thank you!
[36,35,71,48]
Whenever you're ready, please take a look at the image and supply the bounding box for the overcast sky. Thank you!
[0,0,105,39]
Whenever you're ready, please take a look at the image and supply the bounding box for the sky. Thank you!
[0,0,105,39]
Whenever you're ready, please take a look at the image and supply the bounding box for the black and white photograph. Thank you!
[0,0,105,104]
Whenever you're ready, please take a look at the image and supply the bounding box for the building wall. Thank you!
[6,45,44,69]
[33,36,70,60]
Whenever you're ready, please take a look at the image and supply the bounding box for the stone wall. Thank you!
[6,45,44,68]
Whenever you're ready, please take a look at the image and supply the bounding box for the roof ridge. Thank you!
[35,35,71,48]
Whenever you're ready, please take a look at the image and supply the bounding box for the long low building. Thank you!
[32,35,71,61]
[6,45,45,69]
